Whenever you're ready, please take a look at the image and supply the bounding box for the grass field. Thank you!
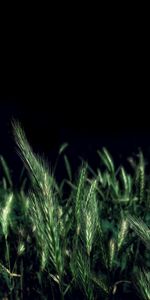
[0,122,150,299]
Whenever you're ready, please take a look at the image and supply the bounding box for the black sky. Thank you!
[0,96,150,181]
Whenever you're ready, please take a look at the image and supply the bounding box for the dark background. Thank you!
[0,96,150,183]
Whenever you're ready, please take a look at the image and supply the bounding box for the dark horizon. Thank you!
[0,97,150,183]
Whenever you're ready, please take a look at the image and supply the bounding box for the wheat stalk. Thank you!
[13,122,66,296]
[70,248,94,300]
[127,214,150,248]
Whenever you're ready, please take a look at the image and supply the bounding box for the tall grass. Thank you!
[0,122,150,299]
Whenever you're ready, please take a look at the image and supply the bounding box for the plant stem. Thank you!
[20,259,23,300]
[5,237,13,300]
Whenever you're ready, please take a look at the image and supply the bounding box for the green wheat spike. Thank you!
[85,179,97,206]
[13,123,65,285]
[108,238,116,271]
[133,267,150,300]
[135,151,145,203]
[117,218,128,252]
[72,249,94,300]
[127,214,150,248]
[81,179,99,256]
[13,121,53,198]
[75,164,87,235]
[139,151,145,203]
[0,193,13,238]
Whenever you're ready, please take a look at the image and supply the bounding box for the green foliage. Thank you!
[0,123,150,299]
[133,267,150,300]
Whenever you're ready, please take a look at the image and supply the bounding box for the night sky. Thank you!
[0,96,150,182]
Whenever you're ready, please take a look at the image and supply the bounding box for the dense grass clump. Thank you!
[0,123,150,299]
